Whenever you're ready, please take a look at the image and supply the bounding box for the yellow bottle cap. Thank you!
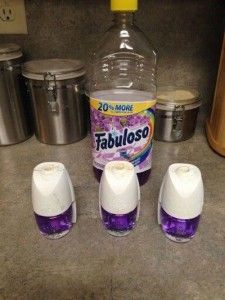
[111,0,138,12]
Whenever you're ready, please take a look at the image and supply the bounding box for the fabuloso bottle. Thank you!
[88,0,157,185]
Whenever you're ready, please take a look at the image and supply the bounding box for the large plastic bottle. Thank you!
[88,0,157,185]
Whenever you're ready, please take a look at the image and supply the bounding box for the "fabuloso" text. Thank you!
[95,126,150,151]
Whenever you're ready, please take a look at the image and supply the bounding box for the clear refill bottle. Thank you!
[158,164,204,243]
[99,161,140,236]
[88,0,157,185]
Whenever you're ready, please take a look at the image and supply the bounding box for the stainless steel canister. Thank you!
[22,59,87,145]
[154,87,201,142]
[0,43,32,145]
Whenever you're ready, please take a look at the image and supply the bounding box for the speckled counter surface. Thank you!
[0,123,225,300]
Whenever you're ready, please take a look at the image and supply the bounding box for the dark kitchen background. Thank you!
[0,0,224,114]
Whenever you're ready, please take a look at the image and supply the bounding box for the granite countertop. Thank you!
[1,124,225,300]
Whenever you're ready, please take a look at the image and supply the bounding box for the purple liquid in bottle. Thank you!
[91,90,155,187]
[160,207,200,243]
[34,205,73,239]
[101,206,138,236]
[94,167,150,186]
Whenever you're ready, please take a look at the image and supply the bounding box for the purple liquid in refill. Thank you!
[101,206,138,236]
[160,207,200,243]
[94,167,150,186]
[35,205,73,239]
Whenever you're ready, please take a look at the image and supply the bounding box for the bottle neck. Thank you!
[113,12,134,26]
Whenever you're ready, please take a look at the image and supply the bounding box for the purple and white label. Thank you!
[90,97,156,173]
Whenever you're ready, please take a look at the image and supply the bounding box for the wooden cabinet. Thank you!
[206,34,225,156]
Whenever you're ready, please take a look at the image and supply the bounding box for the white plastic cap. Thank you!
[99,161,140,214]
[32,162,76,222]
[158,163,204,219]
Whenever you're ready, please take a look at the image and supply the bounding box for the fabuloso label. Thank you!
[90,98,156,173]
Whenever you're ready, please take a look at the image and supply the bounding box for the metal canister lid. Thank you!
[0,43,22,61]
[22,58,85,80]
[157,86,201,110]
